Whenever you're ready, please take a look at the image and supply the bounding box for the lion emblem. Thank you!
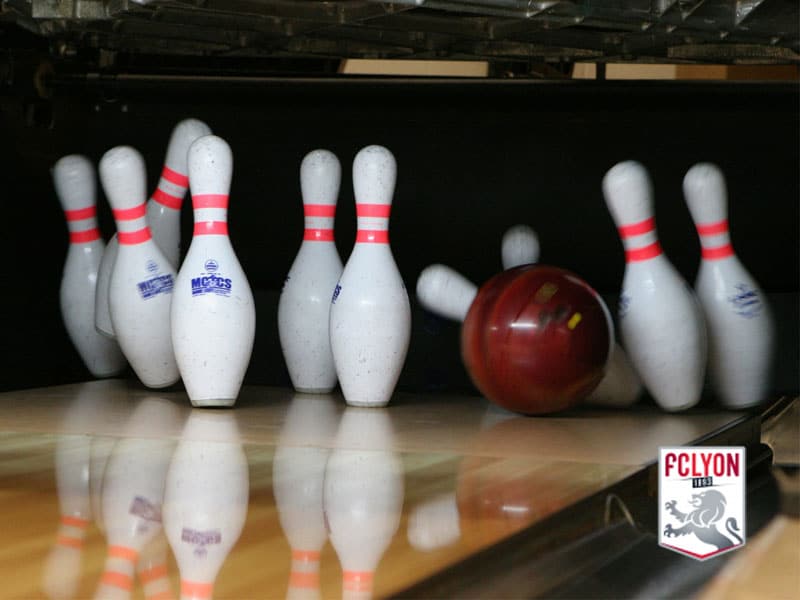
[664,489,743,550]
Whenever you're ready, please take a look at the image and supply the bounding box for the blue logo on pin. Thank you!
[205,259,219,273]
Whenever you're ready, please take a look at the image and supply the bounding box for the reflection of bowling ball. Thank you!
[461,265,612,415]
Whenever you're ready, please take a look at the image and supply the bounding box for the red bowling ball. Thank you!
[461,265,612,415]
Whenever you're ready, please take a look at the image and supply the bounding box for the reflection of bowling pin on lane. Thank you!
[501,224,540,270]
[273,394,340,600]
[329,145,411,408]
[602,161,707,412]
[137,533,175,600]
[95,398,183,600]
[498,223,641,408]
[683,163,775,409]
[324,409,404,599]
[53,155,127,377]
[171,135,256,407]
[99,146,180,388]
[163,411,249,600]
[96,119,212,338]
[278,150,344,394]
[43,434,93,600]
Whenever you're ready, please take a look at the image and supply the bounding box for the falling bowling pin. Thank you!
[99,146,179,388]
[602,161,706,411]
[329,145,411,407]
[278,149,343,394]
[683,163,775,408]
[163,411,249,600]
[324,409,404,599]
[53,155,126,378]
[95,118,212,338]
[171,135,256,407]
[416,264,477,322]
[501,224,540,269]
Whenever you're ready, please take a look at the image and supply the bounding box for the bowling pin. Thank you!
[278,149,344,394]
[137,534,175,600]
[416,264,477,322]
[95,397,182,600]
[95,119,212,338]
[501,224,540,269]
[53,155,126,378]
[602,161,707,412]
[99,146,179,389]
[273,395,340,600]
[163,411,249,600]
[683,163,775,408]
[329,145,411,407]
[171,135,255,407]
[324,409,404,599]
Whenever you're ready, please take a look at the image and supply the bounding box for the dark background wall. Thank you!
[1,78,797,398]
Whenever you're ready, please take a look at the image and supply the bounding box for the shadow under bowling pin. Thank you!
[273,394,340,600]
[94,397,183,600]
[163,410,249,600]
[53,154,127,378]
[324,408,404,600]
[683,163,776,409]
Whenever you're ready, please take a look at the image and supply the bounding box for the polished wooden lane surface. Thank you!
[0,381,751,599]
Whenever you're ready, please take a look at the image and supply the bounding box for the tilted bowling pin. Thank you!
[324,409,404,600]
[498,223,642,407]
[163,411,249,600]
[602,161,707,411]
[329,145,411,407]
[99,146,179,388]
[53,155,126,378]
[171,135,256,407]
[683,163,775,408]
[95,397,182,600]
[96,119,212,338]
[501,224,540,269]
[273,394,340,600]
[278,150,344,394]
[416,264,477,322]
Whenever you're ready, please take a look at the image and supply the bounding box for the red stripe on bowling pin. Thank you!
[56,535,83,549]
[304,204,336,217]
[702,245,735,260]
[618,217,662,262]
[161,165,189,187]
[193,221,228,236]
[618,217,655,238]
[64,206,97,221]
[696,219,734,260]
[61,516,90,528]
[343,570,373,592]
[118,228,152,244]
[625,241,662,262]
[113,204,147,221]
[193,194,228,209]
[356,230,389,244]
[304,229,334,241]
[696,219,729,236]
[152,188,183,209]
[70,229,101,243]
[101,571,134,590]
[181,580,214,598]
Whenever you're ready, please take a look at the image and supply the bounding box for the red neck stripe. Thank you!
[696,219,729,236]
[60,516,90,528]
[118,228,152,245]
[113,204,147,221]
[108,545,139,562]
[152,187,183,209]
[193,194,229,209]
[618,217,656,238]
[304,229,335,241]
[138,564,169,583]
[625,241,662,262]
[161,165,189,187]
[290,571,320,588]
[194,221,228,236]
[304,204,336,217]
[343,571,373,591]
[291,550,321,561]
[101,572,133,591]
[702,244,734,260]
[357,203,391,218]
[64,206,96,221]
[70,228,101,243]
[356,229,389,244]
[181,581,213,598]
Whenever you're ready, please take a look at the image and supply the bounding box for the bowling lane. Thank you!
[0,381,754,598]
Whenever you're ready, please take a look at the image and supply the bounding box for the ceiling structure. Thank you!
[1,0,798,72]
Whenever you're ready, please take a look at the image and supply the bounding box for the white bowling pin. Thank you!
[273,395,340,600]
[501,224,540,269]
[95,398,182,600]
[163,411,249,600]
[324,409,404,600]
[95,119,212,338]
[278,150,344,394]
[53,155,127,378]
[100,146,179,388]
[42,434,93,600]
[329,145,411,407]
[171,135,256,407]
[602,161,707,412]
[683,163,775,408]
[416,264,477,322]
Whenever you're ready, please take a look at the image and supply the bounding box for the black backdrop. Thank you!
[2,78,797,397]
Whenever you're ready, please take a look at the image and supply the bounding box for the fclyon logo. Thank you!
[659,446,745,560]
